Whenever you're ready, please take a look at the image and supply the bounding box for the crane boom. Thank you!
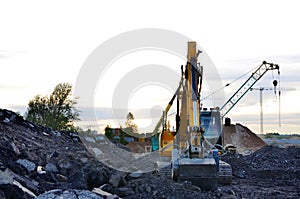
[220,61,279,118]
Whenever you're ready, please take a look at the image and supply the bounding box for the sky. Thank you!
[1,0,300,134]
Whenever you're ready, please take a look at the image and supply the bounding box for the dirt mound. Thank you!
[126,141,152,153]
[223,123,266,154]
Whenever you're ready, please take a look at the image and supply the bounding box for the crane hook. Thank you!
[273,80,278,95]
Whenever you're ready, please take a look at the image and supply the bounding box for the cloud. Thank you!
[4,105,27,115]
[270,55,300,63]
[224,54,300,65]
[0,52,10,59]
[77,106,164,120]
[0,50,22,59]
[218,54,300,81]
[230,112,300,125]
[0,84,30,90]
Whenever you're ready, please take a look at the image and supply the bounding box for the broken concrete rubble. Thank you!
[0,108,299,199]
[16,159,36,172]
[44,162,58,173]
[0,108,112,197]
[35,189,104,199]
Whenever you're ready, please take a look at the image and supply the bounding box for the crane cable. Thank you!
[278,71,281,127]
[201,63,263,101]
[271,68,281,127]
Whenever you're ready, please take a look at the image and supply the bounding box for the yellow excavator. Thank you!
[169,42,229,190]
[151,42,280,190]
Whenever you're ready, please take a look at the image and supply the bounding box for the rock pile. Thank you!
[221,145,300,198]
[222,145,300,179]
[0,109,111,198]
[0,108,299,199]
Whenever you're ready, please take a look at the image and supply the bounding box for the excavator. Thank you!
[151,42,280,190]
[169,42,221,190]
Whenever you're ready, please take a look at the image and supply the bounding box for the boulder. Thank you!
[0,184,33,199]
[57,159,72,170]
[85,136,96,143]
[36,189,104,199]
[16,159,36,172]
[128,171,143,178]
[108,171,126,188]
[114,187,134,197]
[45,163,58,173]
[68,171,88,190]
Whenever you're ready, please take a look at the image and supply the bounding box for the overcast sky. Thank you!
[1,0,299,134]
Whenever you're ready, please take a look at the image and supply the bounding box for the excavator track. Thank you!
[158,160,232,185]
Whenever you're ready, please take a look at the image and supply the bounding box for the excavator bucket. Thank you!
[171,149,219,191]
[175,158,218,190]
[171,149,232,190]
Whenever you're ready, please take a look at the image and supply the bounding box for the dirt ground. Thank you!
[220,146,300,199]
[116,145,299,199]
[0,108,299,199]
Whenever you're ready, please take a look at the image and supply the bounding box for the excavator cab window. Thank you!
[200,110,222,138]
[203,118,211,132]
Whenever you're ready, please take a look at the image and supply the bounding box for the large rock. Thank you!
[86,167,109,189]
[0,169,14,184]
[128,171,143,178]
[109,171,126,188]
[68,171,88,190]
[0,168,39,197]
[36,189,104,199]
[45,163,58,173]
[0,184,33,199]
[114,187,134,197]
[16,159,36,172]
[57,159,72,170]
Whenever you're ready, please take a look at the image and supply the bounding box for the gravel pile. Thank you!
[0,108,299,199]
[222,145,300,179]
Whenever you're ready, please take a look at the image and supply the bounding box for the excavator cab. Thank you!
[200,108,222,144]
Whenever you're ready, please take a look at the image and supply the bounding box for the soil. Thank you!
[220,146,300,199]
[0,108,299,199]
[222,123,267,155]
